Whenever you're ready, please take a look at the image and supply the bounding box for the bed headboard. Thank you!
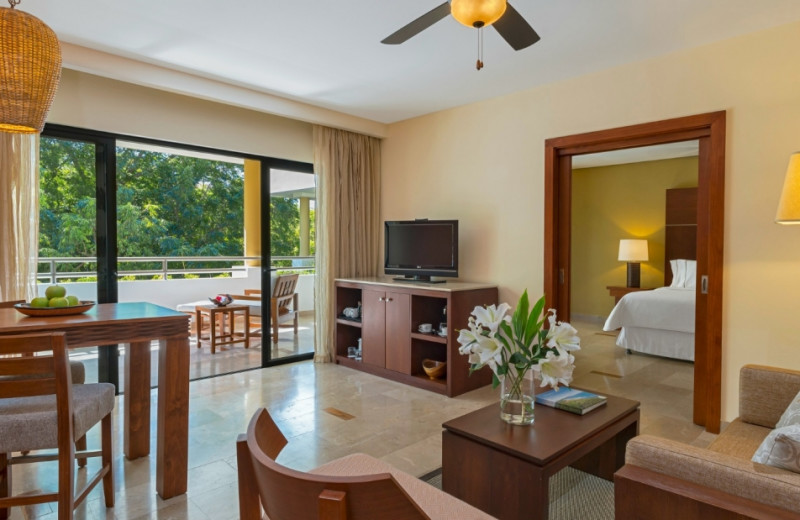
[664,187,698,286]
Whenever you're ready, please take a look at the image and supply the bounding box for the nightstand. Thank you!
[606,286,653,305]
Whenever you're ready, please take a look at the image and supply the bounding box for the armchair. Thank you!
[615,365,800,519]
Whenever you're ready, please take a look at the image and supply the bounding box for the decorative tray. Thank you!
[14,301,96,317]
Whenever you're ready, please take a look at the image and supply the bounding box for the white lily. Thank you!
[545,309,581,352]
[532,347,575,389]
[471,303,511,335]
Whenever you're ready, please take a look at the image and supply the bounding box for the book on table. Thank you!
[535,387,607,415]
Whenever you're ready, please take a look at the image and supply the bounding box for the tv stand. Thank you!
[334,277,497,397]
[392,276,445,284]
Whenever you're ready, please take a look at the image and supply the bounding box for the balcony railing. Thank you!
[37,256,315,284]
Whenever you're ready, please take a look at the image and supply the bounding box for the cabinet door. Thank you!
[384,292,411,374]
[361,288,386,367]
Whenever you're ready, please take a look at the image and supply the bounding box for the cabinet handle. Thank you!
[378,297,385,302]
[386,297,393,302]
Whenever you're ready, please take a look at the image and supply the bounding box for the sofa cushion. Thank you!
[312,453,495,519]
[776,389,800,428]
[752,424,800,473]
[707,417,770,459]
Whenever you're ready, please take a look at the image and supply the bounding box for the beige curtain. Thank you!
[313,126,381,362]
[0,132,39,302]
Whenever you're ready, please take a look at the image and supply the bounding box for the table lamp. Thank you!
[618,239,648,288]
[776,152,800,224]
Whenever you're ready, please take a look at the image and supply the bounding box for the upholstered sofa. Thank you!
[615,364,800,519]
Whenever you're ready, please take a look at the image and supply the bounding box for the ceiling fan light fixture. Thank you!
[451,0,507,28]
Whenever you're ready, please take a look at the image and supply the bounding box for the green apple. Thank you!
[45,285,67,299]
[66,295,80,306]
[30,297,50,308]
[49,297,69,308]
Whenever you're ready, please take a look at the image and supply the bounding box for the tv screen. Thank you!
[384,220,458,283]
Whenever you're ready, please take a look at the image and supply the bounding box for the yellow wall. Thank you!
[382,20,800,421]
[571,157,698,318]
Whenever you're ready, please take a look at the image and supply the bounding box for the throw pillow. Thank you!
[752,424,800,473]
[777,389,800,428]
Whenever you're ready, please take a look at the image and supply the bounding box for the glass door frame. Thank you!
[42,123,315,387]
[260,158,315,367]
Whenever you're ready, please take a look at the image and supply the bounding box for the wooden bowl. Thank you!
[14,301,95,317]
[422,359,447,380]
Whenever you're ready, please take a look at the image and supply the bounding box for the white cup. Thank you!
[439,325,448,336]
[418,323,432,333]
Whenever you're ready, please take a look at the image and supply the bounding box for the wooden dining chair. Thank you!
[237,408,429,520]
[0,299,89,465]
[269,274,299,344]
[0,332,115,520]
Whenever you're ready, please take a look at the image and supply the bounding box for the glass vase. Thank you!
[499,371,535,425]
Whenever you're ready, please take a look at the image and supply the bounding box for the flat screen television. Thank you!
[384,219,458,283]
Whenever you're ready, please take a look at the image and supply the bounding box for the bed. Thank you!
[602,187,698,362]
[603,286,695,361]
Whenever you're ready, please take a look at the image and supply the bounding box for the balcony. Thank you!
[36,255,316,385]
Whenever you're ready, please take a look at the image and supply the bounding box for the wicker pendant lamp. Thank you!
[0,0,61,134]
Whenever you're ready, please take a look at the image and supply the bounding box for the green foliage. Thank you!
[38,139,315,272]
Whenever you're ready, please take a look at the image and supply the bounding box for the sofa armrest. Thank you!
[740,365,800,427]
[626,435,800,515]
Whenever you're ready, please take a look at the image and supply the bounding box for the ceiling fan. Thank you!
[381,0,540,70]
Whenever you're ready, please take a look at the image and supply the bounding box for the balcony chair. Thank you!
[237,408,494,520]
[237,274,299,344]
[0,332,115,520]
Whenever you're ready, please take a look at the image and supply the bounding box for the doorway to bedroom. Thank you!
[543,112,726,433]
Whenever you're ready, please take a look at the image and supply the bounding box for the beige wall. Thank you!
[49,69,314,162]
[382,21,800,421]
[571,157,698,319]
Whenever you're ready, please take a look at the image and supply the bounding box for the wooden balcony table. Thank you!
[0,302,190,499]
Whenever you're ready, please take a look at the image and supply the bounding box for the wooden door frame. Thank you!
[544,111,726,433]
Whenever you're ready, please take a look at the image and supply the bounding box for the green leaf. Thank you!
[509,352,527,365]
[491,372,500,389]
[524,296,546,345]
[512,290,530,340]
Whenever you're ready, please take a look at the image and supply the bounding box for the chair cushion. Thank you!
[311,453,495,519]
[0,382,115,453]
[708,418,771,459]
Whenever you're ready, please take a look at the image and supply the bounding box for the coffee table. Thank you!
[442,393,639,520]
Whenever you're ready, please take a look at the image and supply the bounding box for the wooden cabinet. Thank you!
[335,278,497,397]
[361,288,410,371]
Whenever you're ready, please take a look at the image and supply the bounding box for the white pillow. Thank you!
[671,259,687,288]
[669,259,680,287]
[684,260,697,289]
[752,424,800,473]
[777,389,800,428]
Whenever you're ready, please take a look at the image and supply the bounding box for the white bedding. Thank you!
[603,287,696,361]
[603,287,695,333]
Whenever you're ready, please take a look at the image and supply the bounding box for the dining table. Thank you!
[0,302,191,499]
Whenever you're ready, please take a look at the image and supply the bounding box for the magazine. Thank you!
[535,387,607,415]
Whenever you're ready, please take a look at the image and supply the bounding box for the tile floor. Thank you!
[7,319,714,519]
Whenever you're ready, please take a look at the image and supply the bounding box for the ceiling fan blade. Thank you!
[492,2,540,51]
[381,2,451,45]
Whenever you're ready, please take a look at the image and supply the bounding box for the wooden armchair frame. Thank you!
[237,408,429,520]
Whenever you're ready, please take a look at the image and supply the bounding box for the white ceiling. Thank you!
[21,1,800,124]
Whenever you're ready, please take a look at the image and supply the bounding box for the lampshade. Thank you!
[451,0,507,28]
[618,239,649,262]
[776,152,800,225]
[0,3,62,134]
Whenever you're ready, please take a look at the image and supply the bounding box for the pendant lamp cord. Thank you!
[8,0,21,8]
[476,26,484,70]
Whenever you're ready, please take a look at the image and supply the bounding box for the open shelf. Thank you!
[410,331,447,344]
